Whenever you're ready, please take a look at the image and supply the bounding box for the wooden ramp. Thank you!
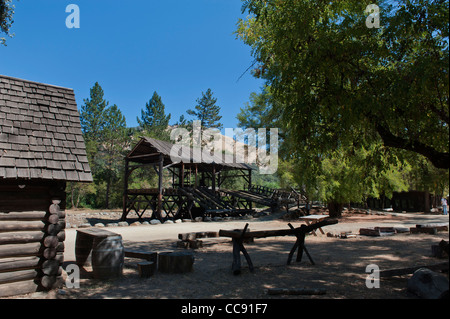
[178,187,253,217]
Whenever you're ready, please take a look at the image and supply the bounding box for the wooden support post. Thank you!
[212,164,216,191]
[287,223,315,265]
[231,224,254,275]
[157,155,163,219]
[181,163,185,188]
[194,164,198,188]
[121,158,129,221]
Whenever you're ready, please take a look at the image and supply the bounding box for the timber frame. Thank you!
[121,137,254,222]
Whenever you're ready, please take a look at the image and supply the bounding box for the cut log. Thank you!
[267,288,327,296]
[380,261,449,277]
[0,280,39,298]
[158,252,194,274]
[124,250,157,263]
[410,227,438,235]
[137,261,156,278]
[0,243,42,258]
[0,211,46,221]
[42,259,62,276]
[40,274,63,290]
[0,231,45,245]
[43,236,59,248]
[45,221,66,236]
[0,256,40,273]
[0,269,39,285]
[46,214,60,225]
[0,221,46,233]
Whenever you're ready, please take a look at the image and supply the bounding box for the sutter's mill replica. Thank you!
[121,137,299,222]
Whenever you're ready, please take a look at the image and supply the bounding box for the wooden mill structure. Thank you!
[0,75,92,297]
[121,137,300,222]
[121,137,254,221]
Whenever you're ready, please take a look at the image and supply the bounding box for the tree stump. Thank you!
[138,261,156,278]
[158,252,194,274]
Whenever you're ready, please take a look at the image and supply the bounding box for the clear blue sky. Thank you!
[0,0,264,129]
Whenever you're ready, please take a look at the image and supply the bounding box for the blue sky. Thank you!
[0,0,264,129]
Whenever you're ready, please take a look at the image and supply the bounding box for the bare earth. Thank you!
[10,209,450,299]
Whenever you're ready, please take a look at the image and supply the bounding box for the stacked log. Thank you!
[0,200,66,298]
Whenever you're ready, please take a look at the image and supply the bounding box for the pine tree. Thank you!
[187,89,223,130]
[80,82,108,142]
[137,91,171,140]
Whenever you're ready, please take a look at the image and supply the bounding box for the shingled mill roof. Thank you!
[0,75,93,182]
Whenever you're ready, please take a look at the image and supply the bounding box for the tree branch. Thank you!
[375,123,449,169]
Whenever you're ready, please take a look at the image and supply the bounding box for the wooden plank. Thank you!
[76,228,119,238]
[380,262,449,278]
[124,250,157,262]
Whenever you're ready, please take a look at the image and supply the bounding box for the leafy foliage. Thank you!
[237,0,449,169]
[0,0,16,46]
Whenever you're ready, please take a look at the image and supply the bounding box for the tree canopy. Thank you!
[237,0,449,169]
[187,88,223,130]
[137,91,171,140]
[0,0,16,46]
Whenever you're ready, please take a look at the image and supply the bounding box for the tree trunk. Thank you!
[327,202,343,218]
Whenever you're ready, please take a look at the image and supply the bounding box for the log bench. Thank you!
[219,219,338,275]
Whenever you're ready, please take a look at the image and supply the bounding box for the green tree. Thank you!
[237,0,449,169]
[137,91,171,140]
[78,83,128,209]
[102,104,127,208]
[0,0,16,46]
[80,82,108,142]
[187,88,223,130]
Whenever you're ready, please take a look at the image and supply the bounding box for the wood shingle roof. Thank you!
[0,75,93,182]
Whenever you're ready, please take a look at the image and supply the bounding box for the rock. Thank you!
[106,223,119,227]
[150,219,161,225]
[118,221,129,227]
[194,217,203,222]
[130,221,141,226]
[79,223,92,228]
[213,217,223,222]
[182,219,192,223]
[174,219,183,224]
[164,220,174,224]
[203,217,212,222]
[407,268,449,299]
[94,223,105,228]
[142,221,150,225]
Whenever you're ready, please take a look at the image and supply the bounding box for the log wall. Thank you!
[0,181,66,298]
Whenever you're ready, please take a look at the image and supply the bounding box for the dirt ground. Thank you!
[8,209,450,300]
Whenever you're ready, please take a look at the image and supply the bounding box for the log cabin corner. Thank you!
[0,75,93,297]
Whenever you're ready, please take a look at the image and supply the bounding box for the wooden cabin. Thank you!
[0,75,92,297]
